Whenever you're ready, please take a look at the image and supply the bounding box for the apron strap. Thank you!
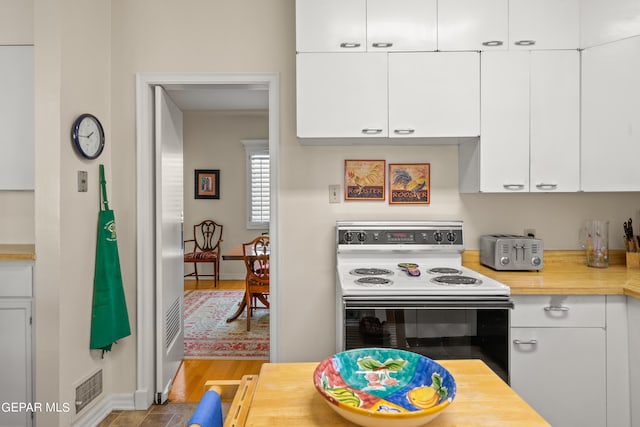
[99,164,109,211]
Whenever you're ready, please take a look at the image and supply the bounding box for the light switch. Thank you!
[78,171,88,192]
[329,185,341,203]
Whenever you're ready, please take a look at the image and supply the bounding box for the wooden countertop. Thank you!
[463,250,640,298]
[0,244,35,261]
[244,360,550,426]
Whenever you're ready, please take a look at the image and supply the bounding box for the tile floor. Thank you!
[97,403,198,427]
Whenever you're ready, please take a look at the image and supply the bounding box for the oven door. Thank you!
[342,297,513,383]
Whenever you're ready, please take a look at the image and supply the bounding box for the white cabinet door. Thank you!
[529,50,580,192]
[511,327,606,427]
[582,36,640,191]
[295,0,366,52]
[628,298,640,426]
[509,0,579,50]
[438,0,508,51]
[389,52,479,137]
[580,0,640,48]
[480,51,530,192]
[296,53,388,138]
[0,45,34,190]
[0,300,32,427]
[367,0,437,52]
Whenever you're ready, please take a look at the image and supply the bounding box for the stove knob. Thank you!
[433,231,443,242]
[446,231,457,243]
[357,232,367,242]
[500,257,510,266]
[344,232,354,243]
[531,256,541,267]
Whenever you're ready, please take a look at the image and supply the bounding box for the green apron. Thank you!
[90,164,131,353]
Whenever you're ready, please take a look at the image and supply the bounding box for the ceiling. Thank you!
[163,84,269,111]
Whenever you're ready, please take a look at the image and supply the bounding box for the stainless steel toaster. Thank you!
[479,234,544,271]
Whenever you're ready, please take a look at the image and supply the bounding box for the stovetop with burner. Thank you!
[336,220,511,298]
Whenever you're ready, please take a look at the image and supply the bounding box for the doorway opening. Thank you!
[135,72,280,409]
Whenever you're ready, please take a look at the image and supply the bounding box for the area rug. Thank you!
[183,289,269,359]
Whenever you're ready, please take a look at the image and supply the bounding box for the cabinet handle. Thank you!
[535,183,558,190]
[513,339,538,345]
[361,128,383,135]
[482,40,504,47]
[372,42,393,48]
[393,128,415,135]
[514,40,536,46]
[340,42,361,48]
[544,305,570,312]
[503,184,525,190]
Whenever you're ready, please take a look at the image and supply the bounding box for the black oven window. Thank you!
[345,308,509,383]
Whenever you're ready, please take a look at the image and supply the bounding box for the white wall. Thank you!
[183,110,268,280]
[0,0,35,244]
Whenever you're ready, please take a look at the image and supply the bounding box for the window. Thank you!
[242,139,269,229]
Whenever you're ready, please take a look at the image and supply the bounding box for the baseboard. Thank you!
[72,393,136,427]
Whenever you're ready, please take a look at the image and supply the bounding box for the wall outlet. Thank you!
[329,185,341,203]
[524,228,536,238]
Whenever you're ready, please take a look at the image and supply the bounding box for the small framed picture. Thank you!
[194,169,220,199]
[344,160,386,201]
[389,163,430,204]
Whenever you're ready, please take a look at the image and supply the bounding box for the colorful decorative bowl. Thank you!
[313,348,456,427]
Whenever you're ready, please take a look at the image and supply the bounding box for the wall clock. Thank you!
[71,113,105,159]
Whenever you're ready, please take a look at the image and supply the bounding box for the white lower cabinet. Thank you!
[510,295,606,426]
[0,262,33,427]
[628,297,640,427]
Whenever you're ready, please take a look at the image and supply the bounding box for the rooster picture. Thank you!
[345,160,385,200]
[390,164,430,204]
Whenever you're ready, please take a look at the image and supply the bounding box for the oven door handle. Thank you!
[343,299,514,310]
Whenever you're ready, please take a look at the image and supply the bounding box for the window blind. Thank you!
[249,152,270,225]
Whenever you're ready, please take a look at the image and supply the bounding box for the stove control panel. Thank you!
[338,228,463,245]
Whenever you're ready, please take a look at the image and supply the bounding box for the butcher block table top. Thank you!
[244,360,549,427]
[0,244,35,261]
[463,250,640,299]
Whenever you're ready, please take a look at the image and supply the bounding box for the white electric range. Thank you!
[335,220,513,383]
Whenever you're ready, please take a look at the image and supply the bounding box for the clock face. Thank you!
[72,114,105,159]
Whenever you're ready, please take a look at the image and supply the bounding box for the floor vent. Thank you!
[75,369,102,414]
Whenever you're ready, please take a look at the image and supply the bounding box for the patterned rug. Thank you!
[183,289,269,359]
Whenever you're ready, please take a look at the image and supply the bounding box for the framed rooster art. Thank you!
[344,160,386,201]
[389,163,430,204]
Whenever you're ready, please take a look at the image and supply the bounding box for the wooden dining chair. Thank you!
[184,220,223,287]
[242,235,270,331]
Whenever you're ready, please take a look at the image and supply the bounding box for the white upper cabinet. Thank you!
[297,52,479,139]
[460,50,579,193]
[0,45,34,190]
[438,0,508,51]
[367,0,437,52]
[582,36,640,191]
[479,51,530,192]
[529,51,580,192]
[509,0,579,50]
[295,0,366,52]
[389,52,479,137]
[295,0,436,53]
[296,53,388,138]
[581,0,640,48]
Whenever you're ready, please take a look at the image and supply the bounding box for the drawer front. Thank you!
[511,295,605,327]
[0,262,33,297]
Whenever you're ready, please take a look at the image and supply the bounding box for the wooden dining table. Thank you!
[221,243,270,323]
[243,360,550,427]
